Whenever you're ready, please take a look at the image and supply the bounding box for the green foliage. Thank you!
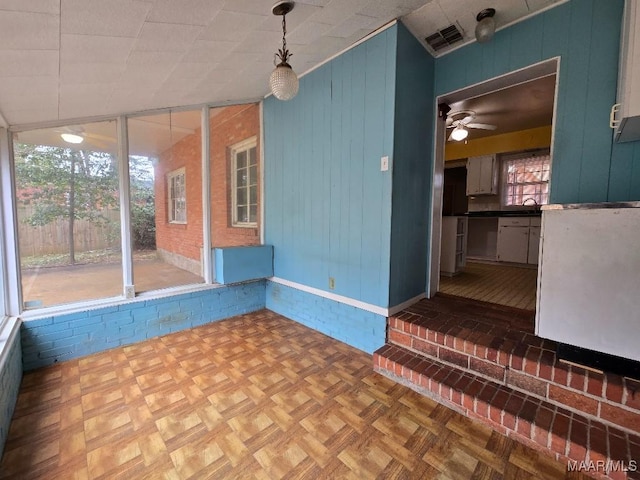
[129,156,156,250]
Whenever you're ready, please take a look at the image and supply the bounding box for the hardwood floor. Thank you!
[439,261,538,311]
[1,310,588,479]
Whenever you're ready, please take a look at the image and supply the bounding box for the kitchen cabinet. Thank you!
[440,216,467,276]
[466,155,498,196]
[613,0,640,142]
[527,218,541,265]
[497,217,530,263]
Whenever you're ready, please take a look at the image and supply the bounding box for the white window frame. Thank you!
[230,136,258,228]
[501,151,551,208]
[167,167,186,224]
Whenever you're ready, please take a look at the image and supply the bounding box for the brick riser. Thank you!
[388,312,640,437]
[373,345,640,480]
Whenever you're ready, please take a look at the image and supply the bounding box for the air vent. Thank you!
[425,24,464,51]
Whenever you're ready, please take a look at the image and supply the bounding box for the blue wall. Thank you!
[0,319,22,457]
[435,0,639,204]
[265,281,386,354]
[264,26,397,308]
[214,245,273,284]
[21,282,265,371]
[389,23,436,305]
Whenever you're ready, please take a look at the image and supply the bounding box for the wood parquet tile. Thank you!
[1,310,590,480]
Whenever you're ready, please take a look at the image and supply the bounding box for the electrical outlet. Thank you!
[381,156,389,172]
[329,277,335,290]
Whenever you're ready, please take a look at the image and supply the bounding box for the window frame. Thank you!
[230,136,258,228]
[167,167,187,224]
[501,150,551,208]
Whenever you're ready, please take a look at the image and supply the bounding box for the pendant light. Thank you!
[475,8,496,44]
[269,1,299,101]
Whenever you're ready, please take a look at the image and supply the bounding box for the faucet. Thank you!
[522,197,538,207]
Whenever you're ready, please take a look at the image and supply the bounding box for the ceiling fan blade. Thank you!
[466,123,497,130]
[459,115,474,124]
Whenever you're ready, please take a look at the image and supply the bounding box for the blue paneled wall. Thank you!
[389,23,436,305]
[21,282,265,371]
[435,0,636,204]
[264,26,397,308]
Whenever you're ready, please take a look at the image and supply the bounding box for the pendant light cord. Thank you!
[281,13,287,54]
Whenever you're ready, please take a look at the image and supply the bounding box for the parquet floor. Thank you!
[1,310,588,479]
[440,262,538,311]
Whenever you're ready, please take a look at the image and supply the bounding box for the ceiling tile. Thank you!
[60,62,127,85]
[3,107,59,125]
[60,34,135,64]
[0,11,59,50]
[286,21,333,47]
[181,40,238,63]
[234,30,284,55]
[0,50,58,77]
[133,23,204,53]
[146,0,225,25]
[0,0,59,14]
[198,10,268,42]
[61,0,150,37]
[328,14,378,39]
[309,0,371,26]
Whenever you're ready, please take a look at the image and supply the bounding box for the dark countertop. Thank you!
[464,209,542,218]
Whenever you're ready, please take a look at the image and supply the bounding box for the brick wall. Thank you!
[21,281,266,371]
[0,318,22,457]
[265,280,386,354]
[154,104,260,264]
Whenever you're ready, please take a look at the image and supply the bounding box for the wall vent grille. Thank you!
[425,24,464,51]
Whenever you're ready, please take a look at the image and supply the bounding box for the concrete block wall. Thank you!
[21,281,266,371]
[265,281,386,355]
[0,318,22,456]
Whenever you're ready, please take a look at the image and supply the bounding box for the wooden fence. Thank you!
[17,206,121,257]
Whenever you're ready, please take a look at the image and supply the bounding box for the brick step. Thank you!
[374,343,640,480]
[388,306,640,435]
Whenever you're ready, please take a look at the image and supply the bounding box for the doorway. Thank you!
[430,59,559,314]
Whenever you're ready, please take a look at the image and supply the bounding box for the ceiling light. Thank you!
[269,1,299,101]
[475,8,496,44]
[60,133,84,144]
[450,126,469,141]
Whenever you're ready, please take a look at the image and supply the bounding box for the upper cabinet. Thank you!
[613,0,640,142]
[466,154,498,196]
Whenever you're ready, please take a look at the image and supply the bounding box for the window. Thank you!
[503,153,550,206]
[231,138,258,227]
[167,168,186,224]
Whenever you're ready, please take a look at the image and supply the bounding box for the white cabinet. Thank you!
[614,0,640,142]
[497,217,530,263]
[440,216,467,276]
[527,222,541,265]
[466,155,498,196]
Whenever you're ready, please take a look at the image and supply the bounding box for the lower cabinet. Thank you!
[496,217,541,265]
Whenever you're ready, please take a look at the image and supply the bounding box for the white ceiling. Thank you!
[0,0,565,128]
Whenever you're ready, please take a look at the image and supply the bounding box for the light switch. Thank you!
[381,156,389,171]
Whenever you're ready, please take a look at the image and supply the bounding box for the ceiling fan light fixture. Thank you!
[450,125,469,141]
[60,132,84,144]
[475,8,496,44]
[269,1,299,101]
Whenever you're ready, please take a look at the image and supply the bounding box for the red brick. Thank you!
[569,365,587,392]
[520,400,540,423]
[506,370,548,398]
[550,413,570,456]
[533,407,554,448]
[411,337,437,357]
[451,389,462,406]
[462,392,475,411]
[624,378,640,411]
[553,364,569,386]
[389,329,411,347]
[586,371,605,398]
[470,357,505,381]
[600,403,640,431]
[608,428,629,461]
[516,417,532,439]
[606,374,625,404]
[524,347,541,376]
[569,418,588,462]
[489,404,503,424]
[492,388,510,411]
[510,344,528,371]
[548,385,599,416]
[589,423,608,464]
[438,347,469,369]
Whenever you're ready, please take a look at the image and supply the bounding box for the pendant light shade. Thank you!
[450,125,469,141]
[475,8,496,44]
[269,1,298,101]
[61,133,84,144]
[270,63,299,101]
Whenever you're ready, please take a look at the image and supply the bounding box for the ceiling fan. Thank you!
[446,110,496,141]
[55,126,115,150]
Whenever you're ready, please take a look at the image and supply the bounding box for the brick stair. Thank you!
[374,296,640,480]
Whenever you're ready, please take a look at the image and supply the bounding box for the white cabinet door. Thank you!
[497,226,529,263]
[466,155,497,195]
[527,226,541,264]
